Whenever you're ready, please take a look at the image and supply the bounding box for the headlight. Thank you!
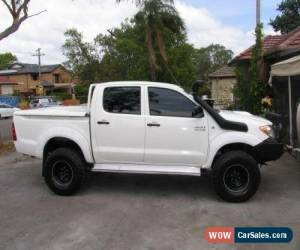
[259,125,274,138]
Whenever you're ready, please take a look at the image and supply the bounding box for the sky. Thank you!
[0,0,282,65]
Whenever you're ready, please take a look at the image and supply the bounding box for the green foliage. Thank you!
[192,44,233,81]
[63,18,197,89]
[13,89,21,96]
[234,24,268,114]
[118,0,185,81]
[234,66,254,111]
[0,52,17,70]
[191,44,233,96]
[62,29,101,83]
[270,0,300,34]
[52,92,72,101]
[62,1,233,93]
[74,83,90,103]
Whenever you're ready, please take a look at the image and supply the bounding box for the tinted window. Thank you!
[103,87,141,115]
[148,87,197,117]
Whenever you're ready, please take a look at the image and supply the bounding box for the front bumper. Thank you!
[252,138,284,163]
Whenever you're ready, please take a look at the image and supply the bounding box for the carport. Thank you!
[269,55,300,148]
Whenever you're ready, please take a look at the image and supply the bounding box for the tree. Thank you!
[0,0,46,41]
[270,0,300,34]
[0,52,17,69]
[191,44,233,96]
[62,17,197,89]
[62,29,101,83]
[117,0,185,81]
[234,24,268,114]
[192,44,233,82]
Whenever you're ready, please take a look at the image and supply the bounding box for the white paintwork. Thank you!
[0,104,19,118]
[14,113,94,163]
[15,105,87,117]
[93,163,200,176]
[144,85,209,166]
[14,81,273,175]
[91,84,145,163]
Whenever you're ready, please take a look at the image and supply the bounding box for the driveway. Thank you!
[0,152,299,250]
[0,118,12,140]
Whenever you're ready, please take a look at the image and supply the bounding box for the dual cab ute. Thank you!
[13,81,284,202]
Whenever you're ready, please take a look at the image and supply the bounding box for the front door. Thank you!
[92,85,145,163]
[145,87,209,166]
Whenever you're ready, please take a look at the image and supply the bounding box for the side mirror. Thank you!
[192,106,204,118]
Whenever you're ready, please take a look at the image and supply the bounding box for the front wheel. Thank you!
[44,148,86,195]
[212,151,260,202]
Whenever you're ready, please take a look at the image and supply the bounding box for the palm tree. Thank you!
[116,0,185,81]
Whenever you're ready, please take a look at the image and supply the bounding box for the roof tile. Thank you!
[234,35,285,61]
[233,27,300,62]
[0,63,61,76]
[0,76,18,85]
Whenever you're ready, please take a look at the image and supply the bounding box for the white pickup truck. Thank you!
[13,81,284,202]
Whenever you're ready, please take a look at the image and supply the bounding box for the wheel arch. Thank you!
[42,137,92,176]
[210,143,255,169]
[203,132,262,169]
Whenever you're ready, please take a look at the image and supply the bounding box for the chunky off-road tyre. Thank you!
[212,150,260,202]
[44,148,86,195]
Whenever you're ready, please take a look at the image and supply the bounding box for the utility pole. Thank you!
[32,48,45,82]
[256,0,261,26]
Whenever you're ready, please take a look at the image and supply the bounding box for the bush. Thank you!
[74,84,89,103]
[52,92,72,101]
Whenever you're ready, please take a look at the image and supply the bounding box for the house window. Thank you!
[54,74,60,83]
[31,73,38,81]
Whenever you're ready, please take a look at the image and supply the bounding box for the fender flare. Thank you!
[203,132,261,168]
[36,127,94,163]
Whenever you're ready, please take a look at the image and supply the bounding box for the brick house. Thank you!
[0,76,18,95]
[209,65,236,108]
[231,26,300,113]
[209,27,300,111]
[230,26,300,144]
[231,27,300,83]
[0,63,73,95]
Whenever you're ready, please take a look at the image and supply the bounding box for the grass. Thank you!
[0,140,15,155]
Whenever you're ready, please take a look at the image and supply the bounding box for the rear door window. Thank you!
[103,87,141,115]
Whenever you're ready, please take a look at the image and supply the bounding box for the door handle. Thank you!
[147,122,160,127]
[97,120,110,125]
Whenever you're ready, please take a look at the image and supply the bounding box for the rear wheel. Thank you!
[212,151,260,202]
[44,148,86,195]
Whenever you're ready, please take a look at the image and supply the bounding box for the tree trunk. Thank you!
[146,26,158,81]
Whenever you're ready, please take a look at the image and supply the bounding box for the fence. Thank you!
[0,96,20,107]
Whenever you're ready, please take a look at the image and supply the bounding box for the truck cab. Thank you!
[13,81,284,202]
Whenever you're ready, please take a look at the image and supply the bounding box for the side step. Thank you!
[92,163,201,176]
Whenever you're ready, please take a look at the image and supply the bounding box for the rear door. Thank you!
[144,87,209,166]
[91,85,145,163]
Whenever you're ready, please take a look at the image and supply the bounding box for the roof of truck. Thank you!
[91,81,184,91]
